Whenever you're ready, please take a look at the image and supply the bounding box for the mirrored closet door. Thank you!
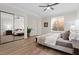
[13,15,24,40]
[0,12,14,43]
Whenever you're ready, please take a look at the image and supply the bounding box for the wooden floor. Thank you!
[0,37,68,55]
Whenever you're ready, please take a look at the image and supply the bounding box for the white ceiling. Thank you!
[1,3,79,17]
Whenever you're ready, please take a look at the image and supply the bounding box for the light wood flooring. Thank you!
[0,37,68,55]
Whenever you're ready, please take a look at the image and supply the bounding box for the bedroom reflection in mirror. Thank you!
[51,17,64,31]
[13,15,24,40]
[0,12,14,43]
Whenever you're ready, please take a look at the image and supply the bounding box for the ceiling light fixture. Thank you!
[47,7,50,9]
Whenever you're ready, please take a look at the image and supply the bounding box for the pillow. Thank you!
[60,31,70,40]
[69,31,76,41]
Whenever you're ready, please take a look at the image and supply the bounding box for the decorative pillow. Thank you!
[60,33,64,38]
[69,31,76,41]
[60,31,70,40]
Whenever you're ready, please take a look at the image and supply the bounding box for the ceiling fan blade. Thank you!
[39,6,48,7]
[50,3,59,6]
[44,8,47,11]
[53,3,59,5]
[50,7,54,10]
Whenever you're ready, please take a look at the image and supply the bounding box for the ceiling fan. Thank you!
[39,3,59,11]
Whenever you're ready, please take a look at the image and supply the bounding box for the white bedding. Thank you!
[45,33,61,45]
[37,33,53,39]
[13,29,24,35]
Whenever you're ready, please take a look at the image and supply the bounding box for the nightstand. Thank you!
[72,40,79,55]
[6,30,12,35]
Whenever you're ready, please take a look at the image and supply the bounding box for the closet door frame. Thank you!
[0,11,14,44]
[13,15,25,40]
[0,12,1,44]
[14,15,25,40]
[0,11,25,44]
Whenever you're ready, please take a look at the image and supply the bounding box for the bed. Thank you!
[36,31,74,54]
[13,29,24,36]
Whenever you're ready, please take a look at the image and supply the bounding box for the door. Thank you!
[1,12,14,43]
[14,15,24,40]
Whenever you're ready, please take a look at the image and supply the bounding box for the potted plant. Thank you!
[27,27,32,37]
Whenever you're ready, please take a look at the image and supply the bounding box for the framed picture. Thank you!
[44,22,48,27]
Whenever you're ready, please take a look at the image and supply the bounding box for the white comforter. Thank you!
[45,33,61,45]
[37,32,61,45]
[13,30,24,35]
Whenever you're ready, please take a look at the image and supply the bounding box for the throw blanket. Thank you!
[56,41,73,48]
